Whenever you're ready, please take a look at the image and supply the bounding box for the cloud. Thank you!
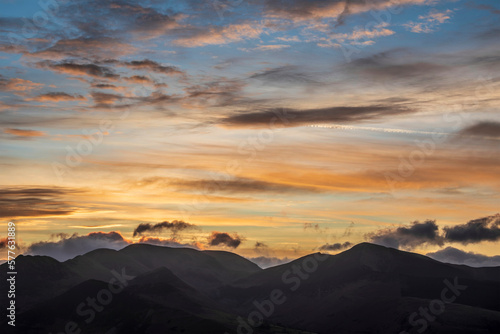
[261,0,434,23]
[222,105,413,128]
[261,0,348,22]
[124,75,154,85]
[59,2,181,40]
[253,241,272,256]
[458,122,500,139]
[248,256,292,269]
[208,232,243,248]
[304,223,321,231]
[364,215,500,250]
[171,177,322,194]
[426,247,500,267]
[366,220,444,250]
[468,4,500,16]
[4,128,46,138]
[91,91,124,106]
[404,9,453,33]
[26,231,130,261]
[330,22,394,44]
[37,61,119,79]
[346,50,449,82]
[119,60,183,75]
[132,220,199,237]
[174,22,263,47]
[0,238,8,249]
[0,187,79,218]
[183,78,246,107]
[318,241,352,251]
[0,76,44,94]
[443,215,500,245]
[250,66,320,86]
[255,241,268,248]
[33,92,86,102]
[244,44,291,52]
[30,37,138,60]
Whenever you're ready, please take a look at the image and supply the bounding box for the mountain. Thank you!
[1,243,499,333]
[220,243,500,333]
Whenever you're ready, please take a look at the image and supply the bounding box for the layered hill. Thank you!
[1,243,499,333]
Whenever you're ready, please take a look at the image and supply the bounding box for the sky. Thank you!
[0,0,499,267]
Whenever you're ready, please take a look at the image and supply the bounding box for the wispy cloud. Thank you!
[404,9,453,33]
[4,128,47,138]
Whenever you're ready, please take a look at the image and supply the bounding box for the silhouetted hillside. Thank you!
[2,243,499,333]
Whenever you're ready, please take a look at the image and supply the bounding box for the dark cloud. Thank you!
[466,3,500,15]
[0,187,79,218]
[41,1,181,44]
[443,215,500,245]
[120,60,183,75]
[208,232,243,248]
[255,241,268,248]
[36,61,119,79]
[261,0,344,20]
[124,75,154,84]
[91,83,118,89]
[345,50,450,87]
[248,256,292,269]
[260,0,424,23]
[304,223,320,231]
[26,231,129,261]
[318,241,352,251]
[172,177,322,194]
[184,78,246,107]
[253,241,271,255]
[426,247,500,267]
[0,238,8,249]
[30,37,136,60]
[222,105,413,128]
[132,220,199,237]
[477,27,500,41]
[458,122,500,138]
[366,220,444,250]
[91,91,124,106]
[250,66,320,86]
[303,223,330,234]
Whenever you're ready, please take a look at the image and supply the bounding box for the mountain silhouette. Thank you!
[1,243,499,333]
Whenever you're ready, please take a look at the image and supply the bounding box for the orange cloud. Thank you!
[4,128,46,137]
[174,22,264,47]
[33,92,87,102]
[0,77,43,94]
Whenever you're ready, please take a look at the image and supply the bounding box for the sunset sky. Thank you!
[1,0,499,265]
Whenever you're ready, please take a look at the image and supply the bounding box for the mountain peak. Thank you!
[347,242,391,252]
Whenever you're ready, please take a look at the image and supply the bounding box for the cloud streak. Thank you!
[222,105,414,128]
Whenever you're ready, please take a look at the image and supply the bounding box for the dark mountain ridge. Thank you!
[1,243,499,333]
